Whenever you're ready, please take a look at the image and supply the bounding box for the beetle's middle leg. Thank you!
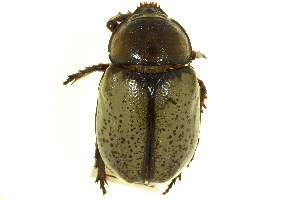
[63,63,109,85]
[198,79,207,113]
[94,142,108,195]
[192,50,207,60]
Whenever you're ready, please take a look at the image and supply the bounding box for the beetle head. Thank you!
[132,2,167,18]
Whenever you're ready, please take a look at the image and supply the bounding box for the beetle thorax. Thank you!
[108,18,192,66]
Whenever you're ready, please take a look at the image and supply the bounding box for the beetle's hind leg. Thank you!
[162,173,182,195]
[198,79,207,113]
[63,63,109,85]
[94,143,108,195]
[187,138,200,168]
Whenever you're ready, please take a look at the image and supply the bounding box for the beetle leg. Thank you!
[63,63,109,85]
[162,173,182,195]
[106,11,133,32]
[198,79,207,113]
[187,138,200,168]
[192,50,207,60]
[94,142,108,195]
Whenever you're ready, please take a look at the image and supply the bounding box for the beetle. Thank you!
[63,2,207,195]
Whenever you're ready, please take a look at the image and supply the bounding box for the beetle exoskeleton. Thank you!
[64,2,207,195]
[108,15,193,66]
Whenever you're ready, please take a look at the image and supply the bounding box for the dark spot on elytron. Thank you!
[168,135,172,139]
[181,124,184,128]
[110,143,114,147]
[112,151,119,158]
[119,120,122,123]
[120,137,125,143]
[178,134,183,139]
[130,136,134,140]
[172,130,177,136]
[169,140,173,144]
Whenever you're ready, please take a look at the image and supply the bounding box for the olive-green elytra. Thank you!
[63,2,207,195]
[96,65,200,184]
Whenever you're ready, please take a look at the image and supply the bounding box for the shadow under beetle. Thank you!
[64,2,207,195]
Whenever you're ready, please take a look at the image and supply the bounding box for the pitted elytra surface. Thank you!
[96,65,200,184]
[152,67,200,182]
[96,66,149,183]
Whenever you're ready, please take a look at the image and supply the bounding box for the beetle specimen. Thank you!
[64,2,207,195]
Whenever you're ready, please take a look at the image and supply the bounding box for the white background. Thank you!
[0,0,299,199]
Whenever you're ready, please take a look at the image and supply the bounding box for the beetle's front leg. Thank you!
[94,142,108,195]
[106,11,133,32]
[63,63,109,85]
[198,79,207,113]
